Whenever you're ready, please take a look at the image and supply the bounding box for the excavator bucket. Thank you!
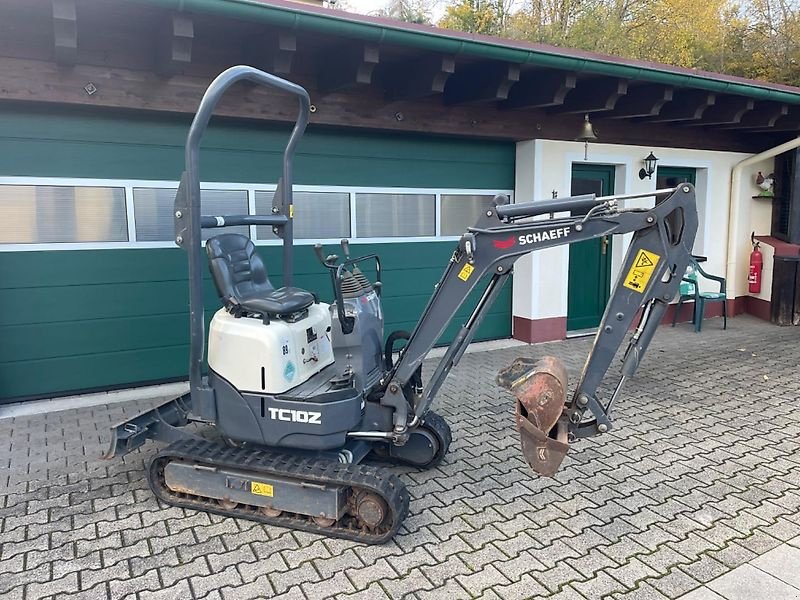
[496,356,570,477]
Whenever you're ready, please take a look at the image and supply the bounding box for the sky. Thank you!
[338,0,448,21]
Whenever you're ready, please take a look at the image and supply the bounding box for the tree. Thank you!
[438,0,514,35]
[376,0,434,24]
[434,0,800,86]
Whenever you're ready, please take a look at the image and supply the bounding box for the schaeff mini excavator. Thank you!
[106,67,698,544]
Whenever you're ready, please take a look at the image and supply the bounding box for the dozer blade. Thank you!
[497,356,570,477]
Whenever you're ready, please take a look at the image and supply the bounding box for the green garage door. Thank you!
[0,106,514,402]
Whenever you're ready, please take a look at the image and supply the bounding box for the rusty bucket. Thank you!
[496,356,570,477]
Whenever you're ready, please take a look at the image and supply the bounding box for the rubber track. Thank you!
[147,438,409,544]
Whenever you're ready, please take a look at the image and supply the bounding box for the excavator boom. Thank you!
[384,184,698,475]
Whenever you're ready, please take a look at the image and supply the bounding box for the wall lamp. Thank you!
[639,152,658,180]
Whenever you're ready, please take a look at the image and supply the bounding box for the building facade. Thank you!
[1,0,798,402]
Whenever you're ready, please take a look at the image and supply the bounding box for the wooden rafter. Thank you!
[52,0,78,65]
[549,78,628,114]
[720,102,789,130]
[642,90,715,123]
[317,43,380,94]
[157,13,194,75]
[502,71,577,110]
[602,85,673,119]
[382,54,455,101]
[245,32,296,75]
[443,62,520,105]
[684,96,754,127]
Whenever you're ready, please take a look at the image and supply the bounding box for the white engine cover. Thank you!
[207,303,335,394]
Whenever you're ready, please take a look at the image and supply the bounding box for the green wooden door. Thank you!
[567,164,615,331]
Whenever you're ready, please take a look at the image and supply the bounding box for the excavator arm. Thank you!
[383,184,698,476]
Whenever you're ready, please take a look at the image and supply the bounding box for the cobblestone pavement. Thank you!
[2,315,799,600]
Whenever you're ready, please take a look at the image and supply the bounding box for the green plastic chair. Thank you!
[671,258,727,332]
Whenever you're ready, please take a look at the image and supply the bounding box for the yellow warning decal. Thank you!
[458,263,475,282]
[623,250,661,293]
[251,481,274,497]
[289,205,294,219]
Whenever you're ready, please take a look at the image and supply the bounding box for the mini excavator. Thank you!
[106,66,698,544]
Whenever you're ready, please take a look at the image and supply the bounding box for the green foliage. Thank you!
[433,0,800,86]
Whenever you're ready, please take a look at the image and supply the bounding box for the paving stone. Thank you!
[4,319,800,600]
[189,564,244,598]
[270,561,322,595]
[416,578,471,600]
[677,554,728,584]
[220,574,274,600]
[612,582,672,600]
[25,572,79,599]
[455,564,511,596]
[751,543,800,589]
[345,558,398,591]
[708,563,800,600]
[381,568,435,599]
[606,556,660,588]
[649,567,707,599]
[139,579,192,600]
[674,587,726,600]
[571,571,626,599]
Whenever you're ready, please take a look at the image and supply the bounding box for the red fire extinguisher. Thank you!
[749,236,763,294]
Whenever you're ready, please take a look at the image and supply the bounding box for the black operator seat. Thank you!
[206,233,315,320]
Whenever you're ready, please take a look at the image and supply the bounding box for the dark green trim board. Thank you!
[0,244,511,402]
[131,0,800,104]
[0,104,514,188]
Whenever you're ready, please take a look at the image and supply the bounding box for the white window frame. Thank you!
[0,176,512,251]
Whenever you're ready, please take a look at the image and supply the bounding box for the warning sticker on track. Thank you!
[251,481,274,497]
[623,250,660,292]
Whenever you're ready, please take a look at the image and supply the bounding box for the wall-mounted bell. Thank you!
[575,114,597,160]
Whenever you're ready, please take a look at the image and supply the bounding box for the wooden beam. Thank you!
[502,71,577,110]
[52,0,77,65]
[443,62,520,105]
[0,56,771,153]
[156,13,193,76]
[747,109,800,133]
[602,85,673,119]
[549,78,628,114]
[244,32,296,75]
[642,90,715,123]
[382,54,455,101]
[683,96,754,127]
[317,43,380,94]
[719,102,789,130]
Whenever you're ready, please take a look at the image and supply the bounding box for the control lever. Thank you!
[313,243,339,267]
[313,243,326,265]
[340,239,351,260]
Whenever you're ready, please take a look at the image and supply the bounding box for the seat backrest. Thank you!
[680,263,697,296]
[206,234,274,306]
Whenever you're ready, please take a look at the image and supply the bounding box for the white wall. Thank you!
[513,139,754,328]
[727,158,775,299]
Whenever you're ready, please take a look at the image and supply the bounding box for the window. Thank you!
[0,179,510,249]
[0,185,127,244]
[133,188,249,241]
[355,193,435,238]
[255,191,350,240]
[440,194,495,236]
